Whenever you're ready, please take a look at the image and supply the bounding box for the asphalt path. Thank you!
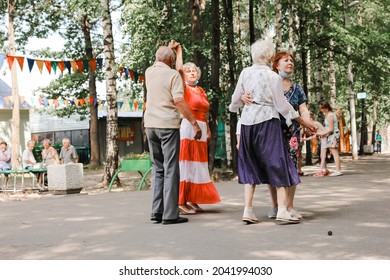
[1,153,389,260]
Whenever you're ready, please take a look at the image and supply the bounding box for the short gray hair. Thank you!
[155,46,174,62]
[182,62,201,79]
[43,139,51,145]
[251,39,275,65]
[27,140,35,147]
[62,138,70,144]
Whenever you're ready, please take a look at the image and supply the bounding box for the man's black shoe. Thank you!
[150,213,162,223]
[162,217,188,225]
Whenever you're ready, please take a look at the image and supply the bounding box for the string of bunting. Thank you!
[0,53,144,82]
[0,53,146,111]
[0,95,145,111]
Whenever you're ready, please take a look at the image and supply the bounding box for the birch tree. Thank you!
[101,0,118,185]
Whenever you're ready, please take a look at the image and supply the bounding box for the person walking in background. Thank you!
[59,138,79,164]
[229,39,315,225]
[315,101,342,177]
[174,43,221,215]
[301,112,328,176]
[0,141,11,188]
[144,40,202,225]
[375,130,382,153]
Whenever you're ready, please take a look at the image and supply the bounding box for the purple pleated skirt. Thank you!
[238,118,300,187]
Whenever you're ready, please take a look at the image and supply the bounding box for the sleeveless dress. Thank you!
[178,84,220,205]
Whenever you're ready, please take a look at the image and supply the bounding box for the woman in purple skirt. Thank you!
[229,39,314,224]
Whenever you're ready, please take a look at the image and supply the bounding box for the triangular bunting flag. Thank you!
[53,99,59,107]
[79,99,85,106]
[6,55,15,70]
[16,56,24,70]
[27,58,35,72]
[51,61,58,74]
[64,61,71,73]
[96,58,103,69]
[43,98,49,107]
[35,60,44,74]
[44,60,52,74]
[139,74,144,84]
[134,72,139,83]
[0,53,5,69]
[58,61,65,73]
[70,61,78,73]
[76,60,83,73]
[3,96,10,106]
[124,67,129,79]
[82,60,89,72]
[129,70,134,80]
[89,59,97,72]
[74,99,80,106]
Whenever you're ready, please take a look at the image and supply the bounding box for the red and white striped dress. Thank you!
[179,84,221,205]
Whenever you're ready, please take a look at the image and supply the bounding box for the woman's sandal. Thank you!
[186,202,204,213]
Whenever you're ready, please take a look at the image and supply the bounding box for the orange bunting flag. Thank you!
[38,97,43,105]
[76,60,83,73]
[4,96,10,105]
[16,56,25,70]
[44,60,52,74]
[84,98,89,105]
[120,67,124,76]
[35,60,44,74]
[90,97,94,105]
[6,55,15,70]
[139,75,145,84]
[58,61,65,73]
[89,59,97,72]
[129,70,134,80]
[79,99,85,106]
[64,99,69,107]
[70,61,78,73]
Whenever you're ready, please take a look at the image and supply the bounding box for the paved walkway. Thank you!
[1,153,389,260]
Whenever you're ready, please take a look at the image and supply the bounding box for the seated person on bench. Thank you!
[0,141,11,188]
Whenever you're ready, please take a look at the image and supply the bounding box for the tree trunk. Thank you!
[297,10,312,166]
[101,0,118,185]
[8,0,21,169]
[249,0,255,44]
[328,38,337,108]
[189,0,205,72]
[208,0,220,175]
[261,0,268,38]
[275,0,282,51]
[222,0,238,175]
[81,15,100,167]
[288,0,294,52]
